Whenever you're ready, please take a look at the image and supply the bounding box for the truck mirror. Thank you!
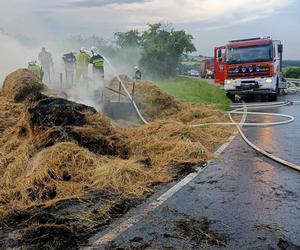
[278,44,283,53]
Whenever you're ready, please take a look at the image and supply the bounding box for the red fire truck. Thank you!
[214,37,286,101]
[199,58,214,78]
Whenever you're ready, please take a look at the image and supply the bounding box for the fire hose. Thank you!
[197,102,300,171]
[103,56,300,172]
[229,102,300,171]
[100,54,149,124]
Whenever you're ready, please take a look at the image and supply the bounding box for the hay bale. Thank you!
[134,80,181,119]
[12,95,128,157]
[2,69,46,102]
[110,75,181,120]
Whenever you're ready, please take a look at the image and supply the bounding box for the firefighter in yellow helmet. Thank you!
[76,47,89,84]
[28,59,43,80]
[89,46,105,88]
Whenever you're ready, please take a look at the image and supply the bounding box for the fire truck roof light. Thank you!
[229,37,271,43]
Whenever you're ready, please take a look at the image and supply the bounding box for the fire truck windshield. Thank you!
[226,43,273,64]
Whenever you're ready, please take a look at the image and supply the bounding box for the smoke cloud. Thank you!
[0,32,40,85]
[0,27,140,113]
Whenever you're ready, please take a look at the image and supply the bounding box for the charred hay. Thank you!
[0,70,233,249]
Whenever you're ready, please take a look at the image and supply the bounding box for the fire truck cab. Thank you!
[214,37,286,101]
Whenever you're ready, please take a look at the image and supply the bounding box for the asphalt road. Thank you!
[88,93,300,250]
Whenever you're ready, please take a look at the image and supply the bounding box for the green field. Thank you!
[155,76,231,110]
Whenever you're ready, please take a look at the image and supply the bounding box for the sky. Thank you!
[0,0,299,59]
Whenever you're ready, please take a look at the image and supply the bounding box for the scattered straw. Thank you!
[0,70,233,248]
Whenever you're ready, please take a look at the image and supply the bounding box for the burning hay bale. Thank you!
[13,94,128,156]
[109,75,228,124]
[2,69,46,102]
[110,75,181,120]
[134,80,181,119]
[0,70,233,248]
[0,92,134,210]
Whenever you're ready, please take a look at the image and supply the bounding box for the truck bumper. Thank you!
[224,76,277,95]
[226,89,275,96]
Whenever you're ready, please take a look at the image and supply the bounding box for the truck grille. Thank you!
[228,65,270,78]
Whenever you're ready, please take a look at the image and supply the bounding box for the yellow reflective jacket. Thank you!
[28,64,42,78]
[77,52,89,68]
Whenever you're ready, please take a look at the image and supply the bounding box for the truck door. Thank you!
[214,46,226,84]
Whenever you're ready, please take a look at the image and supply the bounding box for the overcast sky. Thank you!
[0,0,299,59]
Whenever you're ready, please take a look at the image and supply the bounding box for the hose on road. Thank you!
[104,58,300,172]
[193,101,295,128]
[193,101,300,171]
[229,102,300,172]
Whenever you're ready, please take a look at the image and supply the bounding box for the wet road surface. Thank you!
[89,93,300,250]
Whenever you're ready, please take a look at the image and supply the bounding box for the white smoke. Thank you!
[0,32,40,85]
[64,69,105,111]
[0,30,140,113]
[0,31,66,88]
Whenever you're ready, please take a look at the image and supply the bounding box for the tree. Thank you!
[114,30,141,48]
[139,23,196,78]
[113,30,143,71]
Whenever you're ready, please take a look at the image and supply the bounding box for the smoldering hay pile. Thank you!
[110,75,228,124]
[0,69,232,248]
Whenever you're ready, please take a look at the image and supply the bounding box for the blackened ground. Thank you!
[106,207,228,250]
[0,192,139,249]
[89,93,300,249]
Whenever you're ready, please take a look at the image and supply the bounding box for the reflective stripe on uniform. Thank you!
[93,58,104,67]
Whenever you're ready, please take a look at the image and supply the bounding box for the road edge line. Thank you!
[88,132,238,248]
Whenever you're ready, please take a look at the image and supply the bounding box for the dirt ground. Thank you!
[0,69,233,249]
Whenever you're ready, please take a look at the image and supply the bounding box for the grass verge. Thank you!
[155,76,231,110]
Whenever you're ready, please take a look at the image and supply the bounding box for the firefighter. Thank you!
[134,66,142,80]
[38,47,54,83]
[76,47,89,84]
[28,59,43,80]
[62,50,76,86]
[89,46,104,87]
